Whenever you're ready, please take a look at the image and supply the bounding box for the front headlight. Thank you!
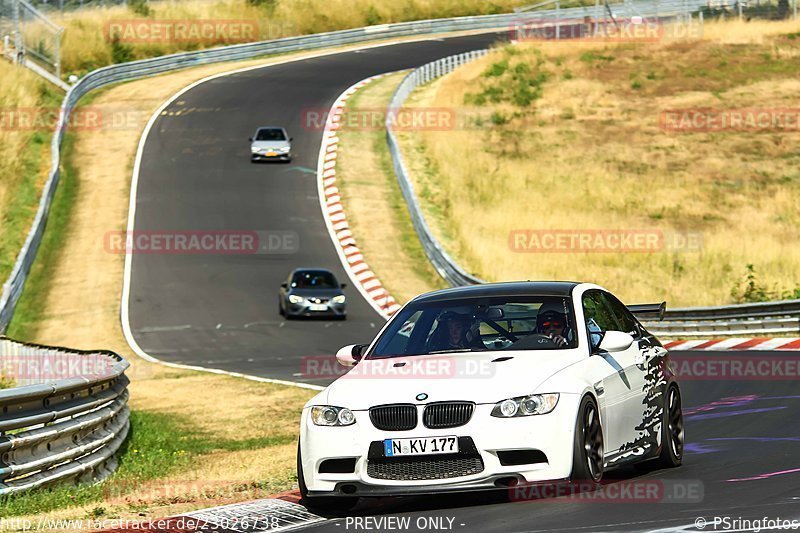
[279,146,291,152]
[491,394,559,417]
[251,146,260,153]
[310,406,356,426]
[288,294,304,304]
[332,295,346,304]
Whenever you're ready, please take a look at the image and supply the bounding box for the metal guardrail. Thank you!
[0,337,129,495]
[642,300,800,336]
[384,15,800,338]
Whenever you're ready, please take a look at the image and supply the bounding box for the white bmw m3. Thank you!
[297,282,684,510]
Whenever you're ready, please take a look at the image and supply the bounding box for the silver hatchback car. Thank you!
[279,269,347,320]
[250,126,292,162]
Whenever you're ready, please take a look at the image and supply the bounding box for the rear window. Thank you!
[255,128,287,141]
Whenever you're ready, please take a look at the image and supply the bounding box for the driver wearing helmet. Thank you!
[429,311,484,351]
[536,303,569,348]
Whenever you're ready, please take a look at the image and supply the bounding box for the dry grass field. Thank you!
[400,19,800,306]
[50,0,551,76]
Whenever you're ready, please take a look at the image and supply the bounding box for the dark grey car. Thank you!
[250,126,292,162]
[279,268,347,319]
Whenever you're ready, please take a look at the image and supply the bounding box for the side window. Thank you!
[383,311,423,355]
[603,293,639,336]
[582,291,622,332]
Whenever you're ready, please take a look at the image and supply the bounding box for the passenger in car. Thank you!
[428,311,484,351]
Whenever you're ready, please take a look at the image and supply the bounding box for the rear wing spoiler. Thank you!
[627,301,667,321]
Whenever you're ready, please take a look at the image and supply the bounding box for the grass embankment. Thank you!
[0,54,350,525]
[0,62,60,287]
[335,73,447,303]
[50,0,585,78]
[399,19,800,306]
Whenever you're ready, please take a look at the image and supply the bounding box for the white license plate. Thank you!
[308,304,328,311]
[383,436,458,457]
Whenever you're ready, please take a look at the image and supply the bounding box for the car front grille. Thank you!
[423,402,475,429]
[366,437,483,481]
[369,404,417,431]
[367,456,484,481]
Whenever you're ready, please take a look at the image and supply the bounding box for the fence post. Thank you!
[55,29,61,80]
[556,1,561,40]
[12,0,23,62]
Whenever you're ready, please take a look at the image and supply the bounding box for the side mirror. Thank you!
[598,331,634,353]
[340,283,347,289]
[280,282,288,289]
[336,344,367,367]
[248,137,253,142]
[290,137,294,142]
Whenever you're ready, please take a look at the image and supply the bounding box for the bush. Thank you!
[129,0,151,17]
[730,264,800,303]
[111,38,134,64]
[466,49,548,108]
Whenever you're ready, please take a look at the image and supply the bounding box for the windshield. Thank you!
[255,128,287,141]
[369,296,577,358]
[291,270,339,289]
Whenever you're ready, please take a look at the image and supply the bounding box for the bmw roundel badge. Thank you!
[416,393,428,401]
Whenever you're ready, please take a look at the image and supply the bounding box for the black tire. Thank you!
[571,396,604,483]
[654,384,684,468]
[297,442,358,513]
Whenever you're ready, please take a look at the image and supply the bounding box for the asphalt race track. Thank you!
[126,33,800,532]
[127,33,505,387]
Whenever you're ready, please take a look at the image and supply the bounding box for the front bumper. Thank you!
[300,395,580,497]
[285,300,346,318]
[252,151,291,161]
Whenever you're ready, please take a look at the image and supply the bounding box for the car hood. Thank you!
[321,350,585,409]
[252,140,290,150]
[289,288,343,298]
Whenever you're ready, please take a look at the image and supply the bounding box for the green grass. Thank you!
[0,411,296,516]
[0,88,62,286]
[6,132,80,340]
